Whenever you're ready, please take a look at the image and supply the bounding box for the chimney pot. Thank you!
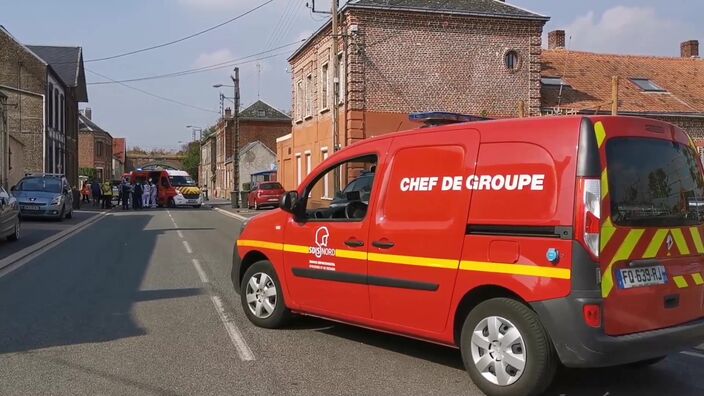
[548,30,566,50]
[681,40,699,58]
[224,107,232,118]
[85,108,92,120]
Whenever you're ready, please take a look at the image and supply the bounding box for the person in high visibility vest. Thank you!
[101,181,113,209]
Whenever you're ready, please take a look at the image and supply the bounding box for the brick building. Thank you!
[78,108,113,182]
[211,100,291,198]
[541,30,704,144]
[0,26,87,188]
[199,132,216,195]
[112,137,126,179]
[277,0,548,189]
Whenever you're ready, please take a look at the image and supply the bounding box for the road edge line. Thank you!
[0,211,109,275]
[213,207,249,222]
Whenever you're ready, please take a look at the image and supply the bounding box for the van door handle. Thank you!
[372,240,395,249]
[345,239,365,248]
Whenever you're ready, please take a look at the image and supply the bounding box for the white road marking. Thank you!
[182,240,193,254]
[213,207,250,221]
[681,351,704,359]
[210,294,256,361]
[177,230,184,239]
[191,259,209,283]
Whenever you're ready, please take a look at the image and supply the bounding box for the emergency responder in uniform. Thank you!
[101,180,113,209]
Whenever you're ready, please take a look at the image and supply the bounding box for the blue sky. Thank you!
[2,0,701,150]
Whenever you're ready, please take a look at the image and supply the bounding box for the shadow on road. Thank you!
[0,213,194,355]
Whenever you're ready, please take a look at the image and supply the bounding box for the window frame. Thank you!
[305,73,313,118]
[296,80,304,122]
[320,62,330,112]
[504,50,521,72]
[630,78,667,93]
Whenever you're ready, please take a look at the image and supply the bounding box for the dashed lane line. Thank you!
[182,240,193,254]
[192,258,209,283]
[213,207,250,222]
[177,230,184,239]
[681,351,704,359]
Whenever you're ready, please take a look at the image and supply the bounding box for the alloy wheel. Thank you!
[470,315,526,386]
[245,272,277,319]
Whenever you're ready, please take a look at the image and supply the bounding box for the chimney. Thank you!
[681,40,699,58]
[224,107,232,118]
[82,107,92,120]
[548,30,566,50]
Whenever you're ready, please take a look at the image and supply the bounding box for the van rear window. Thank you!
[606,138,704,227]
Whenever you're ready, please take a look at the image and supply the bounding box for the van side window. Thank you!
[302,155,377,221]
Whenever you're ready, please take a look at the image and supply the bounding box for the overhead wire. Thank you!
[263,0,296,50]
[86,69,218,114]
[81,0,276,63]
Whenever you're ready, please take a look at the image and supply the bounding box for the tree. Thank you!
[181,142,200,183]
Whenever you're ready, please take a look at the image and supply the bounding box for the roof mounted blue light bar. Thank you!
[409,112,491,127]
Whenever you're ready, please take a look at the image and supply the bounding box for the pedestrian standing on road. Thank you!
[142,180,152,208]
[91,179,102,207]
[150,180,158,208]
[202,185,209,201]
[101,181,113,209]
[133,180,143,210]
[121,179,132,210]
[81,181,91,203]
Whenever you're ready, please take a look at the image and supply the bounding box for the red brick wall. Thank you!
[240,120,291,152]
[78,132,94,169]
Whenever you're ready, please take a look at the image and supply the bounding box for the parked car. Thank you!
[0,185,20,241]
[247,182,284,210]
[11,174,74,221]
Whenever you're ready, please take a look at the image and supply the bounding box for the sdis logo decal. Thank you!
[309,227,336,258]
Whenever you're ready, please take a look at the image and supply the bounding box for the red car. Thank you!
[247,182,284,210]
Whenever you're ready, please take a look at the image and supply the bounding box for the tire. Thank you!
[57,206,65,222]
[460,298,557,396]
[66,209,73,219]
[7,219,20,241]
[168,198,176,208]
[254,201,259,210]
[240,260,291,329]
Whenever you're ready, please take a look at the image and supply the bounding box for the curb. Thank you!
[213,207,249,222]
[0,211,109,275]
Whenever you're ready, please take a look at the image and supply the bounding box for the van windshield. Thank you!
[169,176,196,187]
[607,137,704,227]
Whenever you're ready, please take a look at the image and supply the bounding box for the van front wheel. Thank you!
[460,298,556,396]
[241,260,291,329]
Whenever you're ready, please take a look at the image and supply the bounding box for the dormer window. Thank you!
[630,78,667,92]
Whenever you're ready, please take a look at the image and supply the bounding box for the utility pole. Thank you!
[231,67,241,208]
[331,0,340,192]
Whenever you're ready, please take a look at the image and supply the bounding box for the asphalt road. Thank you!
[1,207,704,395]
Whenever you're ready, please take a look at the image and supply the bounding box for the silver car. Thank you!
[11,174,74,221]
[0,185,20,241]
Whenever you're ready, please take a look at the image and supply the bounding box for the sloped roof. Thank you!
[240,100,291,121]
[240,140,276,157]
[27,45,88,102]
[347,0,548,20]
[541,50,704,115]
[79,112,112,138]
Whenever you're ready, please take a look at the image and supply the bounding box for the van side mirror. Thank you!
[280,191,298,213]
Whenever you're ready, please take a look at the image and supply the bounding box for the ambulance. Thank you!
[130,168,202,208]
[232,114,704,396]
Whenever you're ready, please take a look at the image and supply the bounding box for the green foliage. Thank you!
[79,167,97,178]
[182,142,201,183]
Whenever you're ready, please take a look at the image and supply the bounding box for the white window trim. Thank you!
[296,153,302,185]
[337,52,345,105]
[296,80,304,122]
[305,73,313,119]
[305,151,312,175]
[320,61,330,113]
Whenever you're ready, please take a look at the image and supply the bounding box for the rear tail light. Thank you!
[583,304,602,328]
[575,177,601,260]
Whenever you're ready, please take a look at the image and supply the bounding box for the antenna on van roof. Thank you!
[409,112,491,127]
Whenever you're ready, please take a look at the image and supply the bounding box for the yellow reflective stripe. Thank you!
[643,229,668,259]
[368,253,458,269]
[601,168,609,200]
[460,261,571,280]
[601,217,616,252]
[692,273,704,286]
[595,121,606,148]
[336,249,368,260]
[283,244,309,254]
[690,227,704,254]
[671,229,690,255]
[237,239,283,250]
[602,229,645,298]
[673,275,689,289]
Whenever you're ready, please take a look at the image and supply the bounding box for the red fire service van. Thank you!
[233,114,704,396]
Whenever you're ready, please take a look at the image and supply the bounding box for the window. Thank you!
[321,63,329,110]
[541,77,570,87]
[630,78,667,92]
[60,94,65,132]
[296,153,302,185]
[257,109,266,117]
[296,80,304,120]
[96,141,104,157]
[48,83,53,129]
[504,50,520,71]
[321,148,330,199]
[54,88,59,129]
[337,53,345,104]
[305,152,312,175]
[302,155,377,221]
[305,74,313,117]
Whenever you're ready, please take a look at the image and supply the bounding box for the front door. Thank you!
[283,153,383,320]
[368,130,480,333]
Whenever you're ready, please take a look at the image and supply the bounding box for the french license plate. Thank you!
[268,198,278,202]
[617,265,667,289]
[22,205,40,211]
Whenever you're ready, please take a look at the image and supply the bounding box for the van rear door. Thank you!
[600,120,704,336]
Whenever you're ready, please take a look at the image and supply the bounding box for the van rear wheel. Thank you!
[460,298,556,396]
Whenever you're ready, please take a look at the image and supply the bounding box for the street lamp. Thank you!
[186,125,204,141]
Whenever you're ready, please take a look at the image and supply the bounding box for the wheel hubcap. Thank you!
[245,272,277,319]
[470,315,526,386]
